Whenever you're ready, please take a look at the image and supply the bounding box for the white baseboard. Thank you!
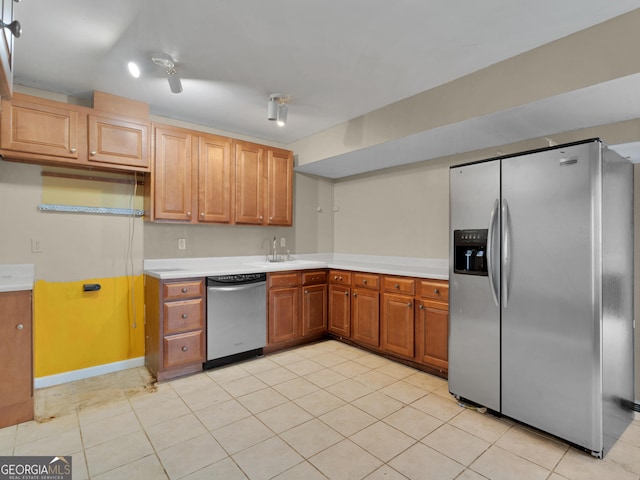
[34,357,146,389]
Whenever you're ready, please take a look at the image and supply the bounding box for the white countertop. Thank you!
[144,254,449,280]
[0,264,35,293]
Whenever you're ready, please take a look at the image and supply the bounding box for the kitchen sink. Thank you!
[244,260,326,268]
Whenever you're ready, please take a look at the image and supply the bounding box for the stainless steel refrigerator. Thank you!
[448,138,635,457]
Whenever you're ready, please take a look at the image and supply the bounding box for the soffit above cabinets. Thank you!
[295,73,640,179]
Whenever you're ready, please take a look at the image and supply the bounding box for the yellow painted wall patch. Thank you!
[33,276,145,377]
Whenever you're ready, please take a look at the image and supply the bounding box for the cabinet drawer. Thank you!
[353,273,379,290]
[329,270,351,285]
[164,280,204,300]
[269,272,299,288]
[418,279,448,302]
[164,299,203,334]
[383,276,415,295]
[163,330,204,369]
[302,270,327,286]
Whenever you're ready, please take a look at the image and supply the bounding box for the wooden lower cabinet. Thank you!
[380,292,415,359]
[416,299,449,372]
[267,270,327,351]
[145,277,205,381]
[302,284,327,336]
[328,284,350,337]
[0,290,33,428]
[350,272,380,347]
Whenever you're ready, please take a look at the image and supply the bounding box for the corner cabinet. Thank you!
[144,276,206,381]
[0,290,33,428]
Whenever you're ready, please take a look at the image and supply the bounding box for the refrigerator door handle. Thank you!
[487,199,500,305]
[502,198,511,308]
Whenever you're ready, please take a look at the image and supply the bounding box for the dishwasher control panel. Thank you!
[207,273,266,286]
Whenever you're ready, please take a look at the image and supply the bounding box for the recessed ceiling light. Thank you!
[128,61,140,78]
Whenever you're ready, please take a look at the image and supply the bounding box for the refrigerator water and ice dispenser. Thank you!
[453,229,488,275]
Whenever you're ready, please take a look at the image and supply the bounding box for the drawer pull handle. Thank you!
[181,287,188,293]
[16,324,23,330]
[434,288,440,294]
[182,313,188,319]
[363,279,367,284]
[181,346,188,352]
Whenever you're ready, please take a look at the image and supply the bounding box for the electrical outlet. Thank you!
[178,238,186,250]
[280,237,286,247]
[31,238,43,253]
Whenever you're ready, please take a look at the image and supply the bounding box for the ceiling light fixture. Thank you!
[152,54,183,94]
[268,94,290,127]
[127,61,141,78]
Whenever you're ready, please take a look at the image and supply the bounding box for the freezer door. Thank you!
[500,142,602,452]
[449,160,501,411]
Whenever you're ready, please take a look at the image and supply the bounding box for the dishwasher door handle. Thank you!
[208,282,266,293]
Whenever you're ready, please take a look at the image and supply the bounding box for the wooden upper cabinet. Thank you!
[198,134,233,223]
[0,94,81,159]
[153,126,194,221]
[0,0,15,99]
[234,140,293,226]
[234,140,265,224]
[266,147,293,226]
[88,113,149,169]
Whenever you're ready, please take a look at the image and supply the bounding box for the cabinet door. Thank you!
[0,0,14,99]
[416,300,448,371]
[235,141,265,224]
[266,148,293,226]
[268,287,299,344]
[381,293,414,358]
[0,291,32,413]
[302,284,327,337]
[328,285,350,337]
[0,95,80,159]
[88,114,150,169]
[198,134,233,223]
[154,126,194,221]
[351,288,379,347]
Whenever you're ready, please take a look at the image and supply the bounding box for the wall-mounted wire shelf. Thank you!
[38,204,144,217]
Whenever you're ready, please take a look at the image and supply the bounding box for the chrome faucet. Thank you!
[272,236,278,262]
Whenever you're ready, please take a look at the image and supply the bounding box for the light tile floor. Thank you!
[1,340,639,479]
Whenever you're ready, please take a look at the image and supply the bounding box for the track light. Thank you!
[268,94,289,127]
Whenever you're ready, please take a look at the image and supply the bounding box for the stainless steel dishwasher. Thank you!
[205,273,267,369]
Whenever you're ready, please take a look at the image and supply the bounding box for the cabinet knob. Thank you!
[187,211,192,217]
[200,212,204,217]
[363,279,367,285]
[70,148,77,153]
[339,276,343,281]
[344,291,349,296]
[181,346,188,352]
[334,276,338,280]
[353,293,358,297]
[181,313,188,319]
[407,302,412,307]
[419,304,424,310]
[16,324,23,330]
[259,215,263,220]
[434,288,440,294]
[304,290,309,294]
[181,287,188,293]
[269,216,273,220]
[90,150,97,156]
[395,284,400,289]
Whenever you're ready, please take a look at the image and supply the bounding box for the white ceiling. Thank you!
[12,0,640,150]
